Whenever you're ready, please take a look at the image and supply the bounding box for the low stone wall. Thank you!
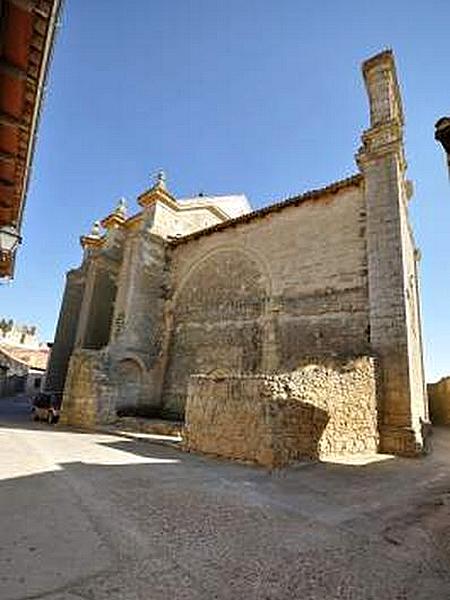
[428,378,450,425]
[112,417,183,437]
[184,357,379,467]
[60,349,117,427]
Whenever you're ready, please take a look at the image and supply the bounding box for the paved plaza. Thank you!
[1,396,449,599]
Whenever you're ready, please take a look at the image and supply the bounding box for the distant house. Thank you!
[0,320,49,397]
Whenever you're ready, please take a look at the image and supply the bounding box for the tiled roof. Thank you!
[0,345,49,371]
[170,173,363,246]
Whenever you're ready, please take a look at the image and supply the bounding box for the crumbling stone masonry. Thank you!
[185,357,379,467]
[47,50,429,458]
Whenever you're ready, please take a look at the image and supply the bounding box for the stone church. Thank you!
[46,50,429,461]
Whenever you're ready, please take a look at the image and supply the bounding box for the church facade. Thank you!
[46,50,429,457]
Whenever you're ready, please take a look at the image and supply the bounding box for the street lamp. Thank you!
[435,117,450,178]
[0,225,22,258]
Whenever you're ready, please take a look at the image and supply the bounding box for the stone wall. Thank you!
[402,213,428,426]
[60,349,117,428]
[45,268,85,392]
[108,231,169,410]
[162,248,269,417]
[165,182,369,418]
[82,265,117,350]
[150,201,223,238]
[184,357,378,468]
[428,378,450,425]
[53,51,428,459]
[356,50,427,455]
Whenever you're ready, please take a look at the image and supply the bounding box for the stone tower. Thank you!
[357,50,427,454]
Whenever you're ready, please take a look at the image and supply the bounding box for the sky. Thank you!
[1,0,449,381]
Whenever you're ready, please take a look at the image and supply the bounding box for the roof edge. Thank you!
[170,173,363,246]
[0,344,48,370]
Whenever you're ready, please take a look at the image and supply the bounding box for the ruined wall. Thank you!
[185,357,378,467]
[164,182,369,417]
[427,378,450,425]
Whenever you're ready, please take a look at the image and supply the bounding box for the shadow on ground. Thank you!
[1,396,450,600]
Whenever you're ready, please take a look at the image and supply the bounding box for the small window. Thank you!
[34,378,41,389]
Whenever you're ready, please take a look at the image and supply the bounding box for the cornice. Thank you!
[100,212,126,230]
[79,235,105,250]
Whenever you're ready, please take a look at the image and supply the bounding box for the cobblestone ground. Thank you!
[1,396,449,600]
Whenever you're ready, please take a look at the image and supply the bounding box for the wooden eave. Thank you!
[0,0,62,278]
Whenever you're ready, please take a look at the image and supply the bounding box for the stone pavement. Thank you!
[1,396,449,599]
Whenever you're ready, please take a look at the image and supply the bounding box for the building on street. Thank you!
[47,50,429,463]
[0,319,48,396]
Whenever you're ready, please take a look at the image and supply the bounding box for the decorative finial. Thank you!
[90,220,101,238]
[114,197,127,218]
[153,170,166,189]
[137,169,173,208]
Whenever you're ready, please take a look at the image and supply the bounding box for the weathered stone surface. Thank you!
[166,184,369,421]
[59,349,116,427]
[45,268,85,393]
[49,50,429,458]
[356,50,427,453]
[428,378,450,425]
[185,357,378,467]
[110,416,183,437]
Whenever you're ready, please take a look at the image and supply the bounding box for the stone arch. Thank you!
[162,247,270,418]
[117,353,147,374]
[173,244,272,305]
[116,357,144,411]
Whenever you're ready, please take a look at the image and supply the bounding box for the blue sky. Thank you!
[2,0,449,381]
